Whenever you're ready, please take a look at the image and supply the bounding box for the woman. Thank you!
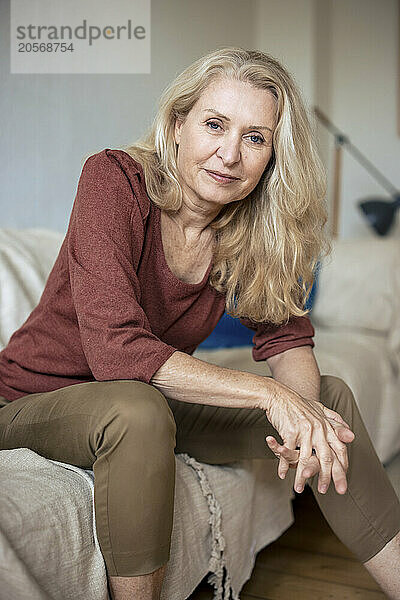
[0,47,399,600]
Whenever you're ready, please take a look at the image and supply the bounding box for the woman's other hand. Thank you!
[263,390,355,495]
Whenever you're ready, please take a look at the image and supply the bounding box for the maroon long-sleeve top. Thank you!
[0,148,315,402]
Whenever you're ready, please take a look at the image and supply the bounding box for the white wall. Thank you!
[255,0,400,240]
[2,0,399,239]
[0,0,258,233]
[315,0,400,238]
[254,0,315,107]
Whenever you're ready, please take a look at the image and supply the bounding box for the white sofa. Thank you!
[0,228,399,600]
[311,237,400,465]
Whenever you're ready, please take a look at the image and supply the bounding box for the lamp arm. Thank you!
[313,106,399,198]
[343,140,398,197]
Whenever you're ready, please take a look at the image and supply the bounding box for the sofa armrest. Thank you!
[0,228,64,349]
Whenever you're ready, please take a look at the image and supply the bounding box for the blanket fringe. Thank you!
[178,454,240,600]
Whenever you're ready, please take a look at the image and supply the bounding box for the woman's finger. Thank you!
[312,415,350,492]
[266,435,297,479]
[321,409,352,469]
[267,437,322,489]
[334,424,355,444]
[265,435,299,474]
[330,449,348,494]
[325,427,350,472]
[301,455,320,479]
[327,421,355,446]
[279,434,298,480]
[322,405,350,427]
[322,406,355,441]
[312,423,334,493]
[294,428,313,493]
[266,436,293,458]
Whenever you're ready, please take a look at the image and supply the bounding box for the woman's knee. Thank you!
[320,375,356,418]
[90,380,177,440]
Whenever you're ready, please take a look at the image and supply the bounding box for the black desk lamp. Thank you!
[314,107,400,236]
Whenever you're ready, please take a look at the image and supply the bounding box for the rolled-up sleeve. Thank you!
[238,315,315,361]
[67,152,178,383]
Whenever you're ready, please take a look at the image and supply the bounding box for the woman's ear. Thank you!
[174,117,184,145]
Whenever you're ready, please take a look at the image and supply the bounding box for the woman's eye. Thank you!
[248,134,264,145]
[206,121,265,145]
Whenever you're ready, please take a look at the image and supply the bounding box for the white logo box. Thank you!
[11,0,151,74]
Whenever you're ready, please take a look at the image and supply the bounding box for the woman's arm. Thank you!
[266,346,321,403]
[150,350,282,412]
[151,347,353,495]
[150,345,320,412]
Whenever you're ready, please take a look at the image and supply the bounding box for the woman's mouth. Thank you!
[205,170,239,184]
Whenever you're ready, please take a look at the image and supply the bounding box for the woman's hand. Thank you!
[263,387,355,495]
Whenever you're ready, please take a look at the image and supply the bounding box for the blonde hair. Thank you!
[122,47,331,325]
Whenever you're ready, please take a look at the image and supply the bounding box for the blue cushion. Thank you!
[304,261,320,312]
[198,262,320,350]
[199,312,254,349]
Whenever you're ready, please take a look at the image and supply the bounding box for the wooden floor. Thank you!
[188,485,387,600]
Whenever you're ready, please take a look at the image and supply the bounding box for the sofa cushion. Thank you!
[312,238,400,335]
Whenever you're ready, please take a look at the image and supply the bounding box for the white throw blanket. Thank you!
[0,448,295,600]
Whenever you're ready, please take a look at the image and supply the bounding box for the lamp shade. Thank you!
[358,194,400,236]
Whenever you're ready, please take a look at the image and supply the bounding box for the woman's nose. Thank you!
[216,134,241,164]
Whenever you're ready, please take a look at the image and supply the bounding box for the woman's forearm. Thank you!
[150,350,282,411]
[267,346,321,403]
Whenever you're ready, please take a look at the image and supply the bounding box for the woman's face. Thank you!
[174,77,276,211]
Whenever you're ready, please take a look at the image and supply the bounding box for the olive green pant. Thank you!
[0,375,399,577]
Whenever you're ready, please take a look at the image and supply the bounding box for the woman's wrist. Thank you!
[256,376,295,414]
